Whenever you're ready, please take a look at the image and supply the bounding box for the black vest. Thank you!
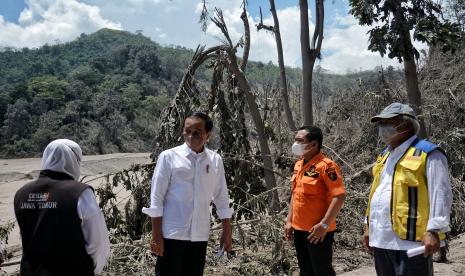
[14,170,95,276]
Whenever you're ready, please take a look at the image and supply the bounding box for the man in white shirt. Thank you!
[142,112,233,276]
[363,103,452,276]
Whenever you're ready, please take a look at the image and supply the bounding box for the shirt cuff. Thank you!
[216,207,234,220]
[142,206,164,217]
[427,216,450,233]
[329,187,346,197]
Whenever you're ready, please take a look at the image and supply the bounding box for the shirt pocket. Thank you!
[300,176,320,195]
[202,162,219,198]
[397,158,422,187]
[171,163,194,182]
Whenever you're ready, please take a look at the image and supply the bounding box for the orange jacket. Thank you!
[290,152,346,232]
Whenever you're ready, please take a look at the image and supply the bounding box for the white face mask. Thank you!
[378,125,397,144]
[292,142,308,156]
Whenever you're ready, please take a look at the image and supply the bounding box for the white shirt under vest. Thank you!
[142,143,233,241]
[368,135,453,250]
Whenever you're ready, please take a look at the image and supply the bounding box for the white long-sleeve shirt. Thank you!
[77,188,111,274]
[142,143,233,241]
[368,135,453,250]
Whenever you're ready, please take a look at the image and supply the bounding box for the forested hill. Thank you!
[0,28,401,158]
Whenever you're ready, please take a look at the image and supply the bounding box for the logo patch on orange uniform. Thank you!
[305,171,319,178]
[326,167,338,181]
[304,165,319,178]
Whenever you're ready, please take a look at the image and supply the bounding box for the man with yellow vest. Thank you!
[363,103,452,276]
[285,126,346,276]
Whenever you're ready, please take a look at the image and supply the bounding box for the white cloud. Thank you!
[320,17,399,73]
[249,6,304,68]
[82,0,215,47]
[202,5,309,69]
[332,13,358,27]
[320,14,429,74]
[0,0,121,48]
[0,1,429,74]
[78,1,305,68]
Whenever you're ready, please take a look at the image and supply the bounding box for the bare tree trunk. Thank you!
[240,7,250,71]
[269,0,297,130]
[403,57,427,138]
[300,0,313,126]
[394,0,427,138]
[299,0,324,126]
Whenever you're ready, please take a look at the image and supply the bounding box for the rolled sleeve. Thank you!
[141,206,164,218]
[216,207,234,220]
[426,150,453,233]
[213,157,233,220]
[427,217,451,232]
[141,152,171,218]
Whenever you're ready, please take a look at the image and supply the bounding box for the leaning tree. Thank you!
[154,3,281,211]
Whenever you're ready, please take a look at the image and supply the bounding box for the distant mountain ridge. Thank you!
[0,28,403,158]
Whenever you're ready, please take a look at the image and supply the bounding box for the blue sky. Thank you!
[247,0,350,25]
[0,0,25,23]
[0,0,404,73]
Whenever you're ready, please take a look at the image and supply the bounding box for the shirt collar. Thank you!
[39,169,74,180]
[180,143,207,159]
[389,135,417,156]
[303,151,324,166]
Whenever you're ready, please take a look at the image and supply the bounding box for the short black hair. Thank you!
[298,125,323,150]
[186,111,214,132]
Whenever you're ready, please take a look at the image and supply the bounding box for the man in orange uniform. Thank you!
[285,126,346,276]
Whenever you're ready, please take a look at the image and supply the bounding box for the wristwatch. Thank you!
[320,222,329,230]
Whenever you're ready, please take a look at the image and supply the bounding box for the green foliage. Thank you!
[444,0,465,31]
[28,75,68,111]
[0,28,401,157]
[349,0,462,61]
[2,99,33,141]
[0,29,184,157]
[68,65,103,85]
[415,19,462,52]
[0,91,11,123]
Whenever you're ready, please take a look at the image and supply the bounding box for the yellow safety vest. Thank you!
[366,139,445,241]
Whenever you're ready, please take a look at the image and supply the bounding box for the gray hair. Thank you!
[401,115,420,135]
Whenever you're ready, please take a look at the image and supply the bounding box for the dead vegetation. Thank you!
[1,20,463,276]
[93,39,465,275]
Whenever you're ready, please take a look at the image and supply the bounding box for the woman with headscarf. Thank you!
[14,139,110,276]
